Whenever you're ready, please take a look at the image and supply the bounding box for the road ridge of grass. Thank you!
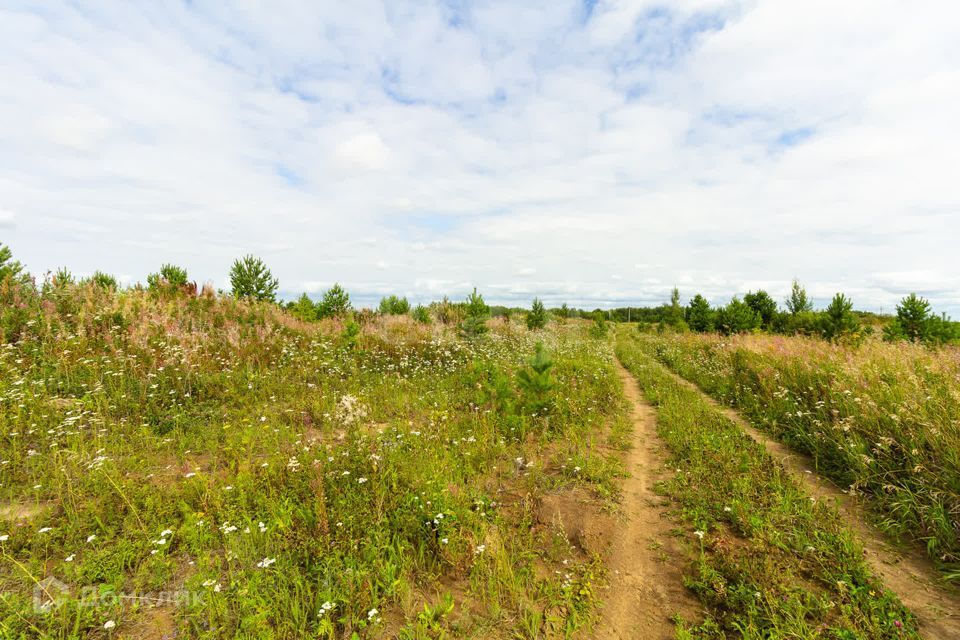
[648,345,960,639]
[615,333,922,638]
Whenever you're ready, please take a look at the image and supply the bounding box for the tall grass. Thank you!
[639,331,960,579]
[0,282,623,638]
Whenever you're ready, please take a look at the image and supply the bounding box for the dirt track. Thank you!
[591,361,703,638]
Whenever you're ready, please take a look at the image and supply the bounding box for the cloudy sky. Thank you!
[2,1,958,312]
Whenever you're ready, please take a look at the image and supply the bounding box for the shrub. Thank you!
[665,287,684,326]
[291,293,317,322]
[820,293,858,340]
[0,244,26,284]
[378,295,410,315]
[434,296,460,325]
[685,294,715,332]
[744,290,777,328]
[89,271,119,290]
[147,263,189,293]
[526,297,547,330]
[459,288,489,338]
[516,342,555,415]
[411,304,431,324]
[52,267,75,288]
[715,296,759,335]
[589,311,608,339]
[557,303,570,320]
[317,284,351,318]
[229,255,278,302]
[785,279,813,314]
[884,293,956,345]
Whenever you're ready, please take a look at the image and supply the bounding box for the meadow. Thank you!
[0,251,957,639]
[0,282,627,638]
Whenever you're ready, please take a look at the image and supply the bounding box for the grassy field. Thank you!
[637,331,960,580]
[0,285,627,638]
[1,278,956,639]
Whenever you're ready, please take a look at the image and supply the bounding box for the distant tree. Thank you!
[230,255,278,302]
[526,297,548,330]
[785,279,813,315]
[557,303,570,319]
[89,271,118,290]
[52,267,75,288]
[716,296,760,335]
[460,288,490,338]
[820,293,858,340]
[744,290,777,328]
[291,293,317,322]
[411,304,431,324]
[894,293,931,341]
[317,284,351,318]
[685,294,715,332]
[666,287,684,326]
[0,244,26,284]
[378,295,410,316]
[147,263,189,292]
[882,293,956,344]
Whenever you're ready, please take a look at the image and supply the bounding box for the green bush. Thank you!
[411,304,431,324]
[589,311,608,339]
[229,255,278,301]
[715,296,759,334]
[785,279,813,314]
[516,342,555,415]
[526,297,547,330]
[459,288,489,338]
[685,294,715,332]
[147,263,189,293]
[291,293,318,322]
[89,271,119,290]
[883,293,955,345]
[820,293,858,341]
[744,290,777,328]
[317,284,351,318]
[378,295,411,315]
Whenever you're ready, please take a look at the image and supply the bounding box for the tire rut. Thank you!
[591,360,704,639]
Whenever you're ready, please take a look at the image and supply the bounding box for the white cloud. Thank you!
[0,1,957,313]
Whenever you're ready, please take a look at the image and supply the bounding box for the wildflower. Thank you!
[39,527,52,533]
[367,607,379,620]
[319,601,336,616]
[256,557,276,568]
[65,554,75,562]
[474,544,486,555]
[440,537,449,545]
[103,620,116,630]
[357,477,368,484]
[258,521,267,533]
[723,506,732,512]
[694,530,705,540]
[0,535,8,541]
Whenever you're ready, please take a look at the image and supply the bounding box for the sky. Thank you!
[1,1,958,313]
